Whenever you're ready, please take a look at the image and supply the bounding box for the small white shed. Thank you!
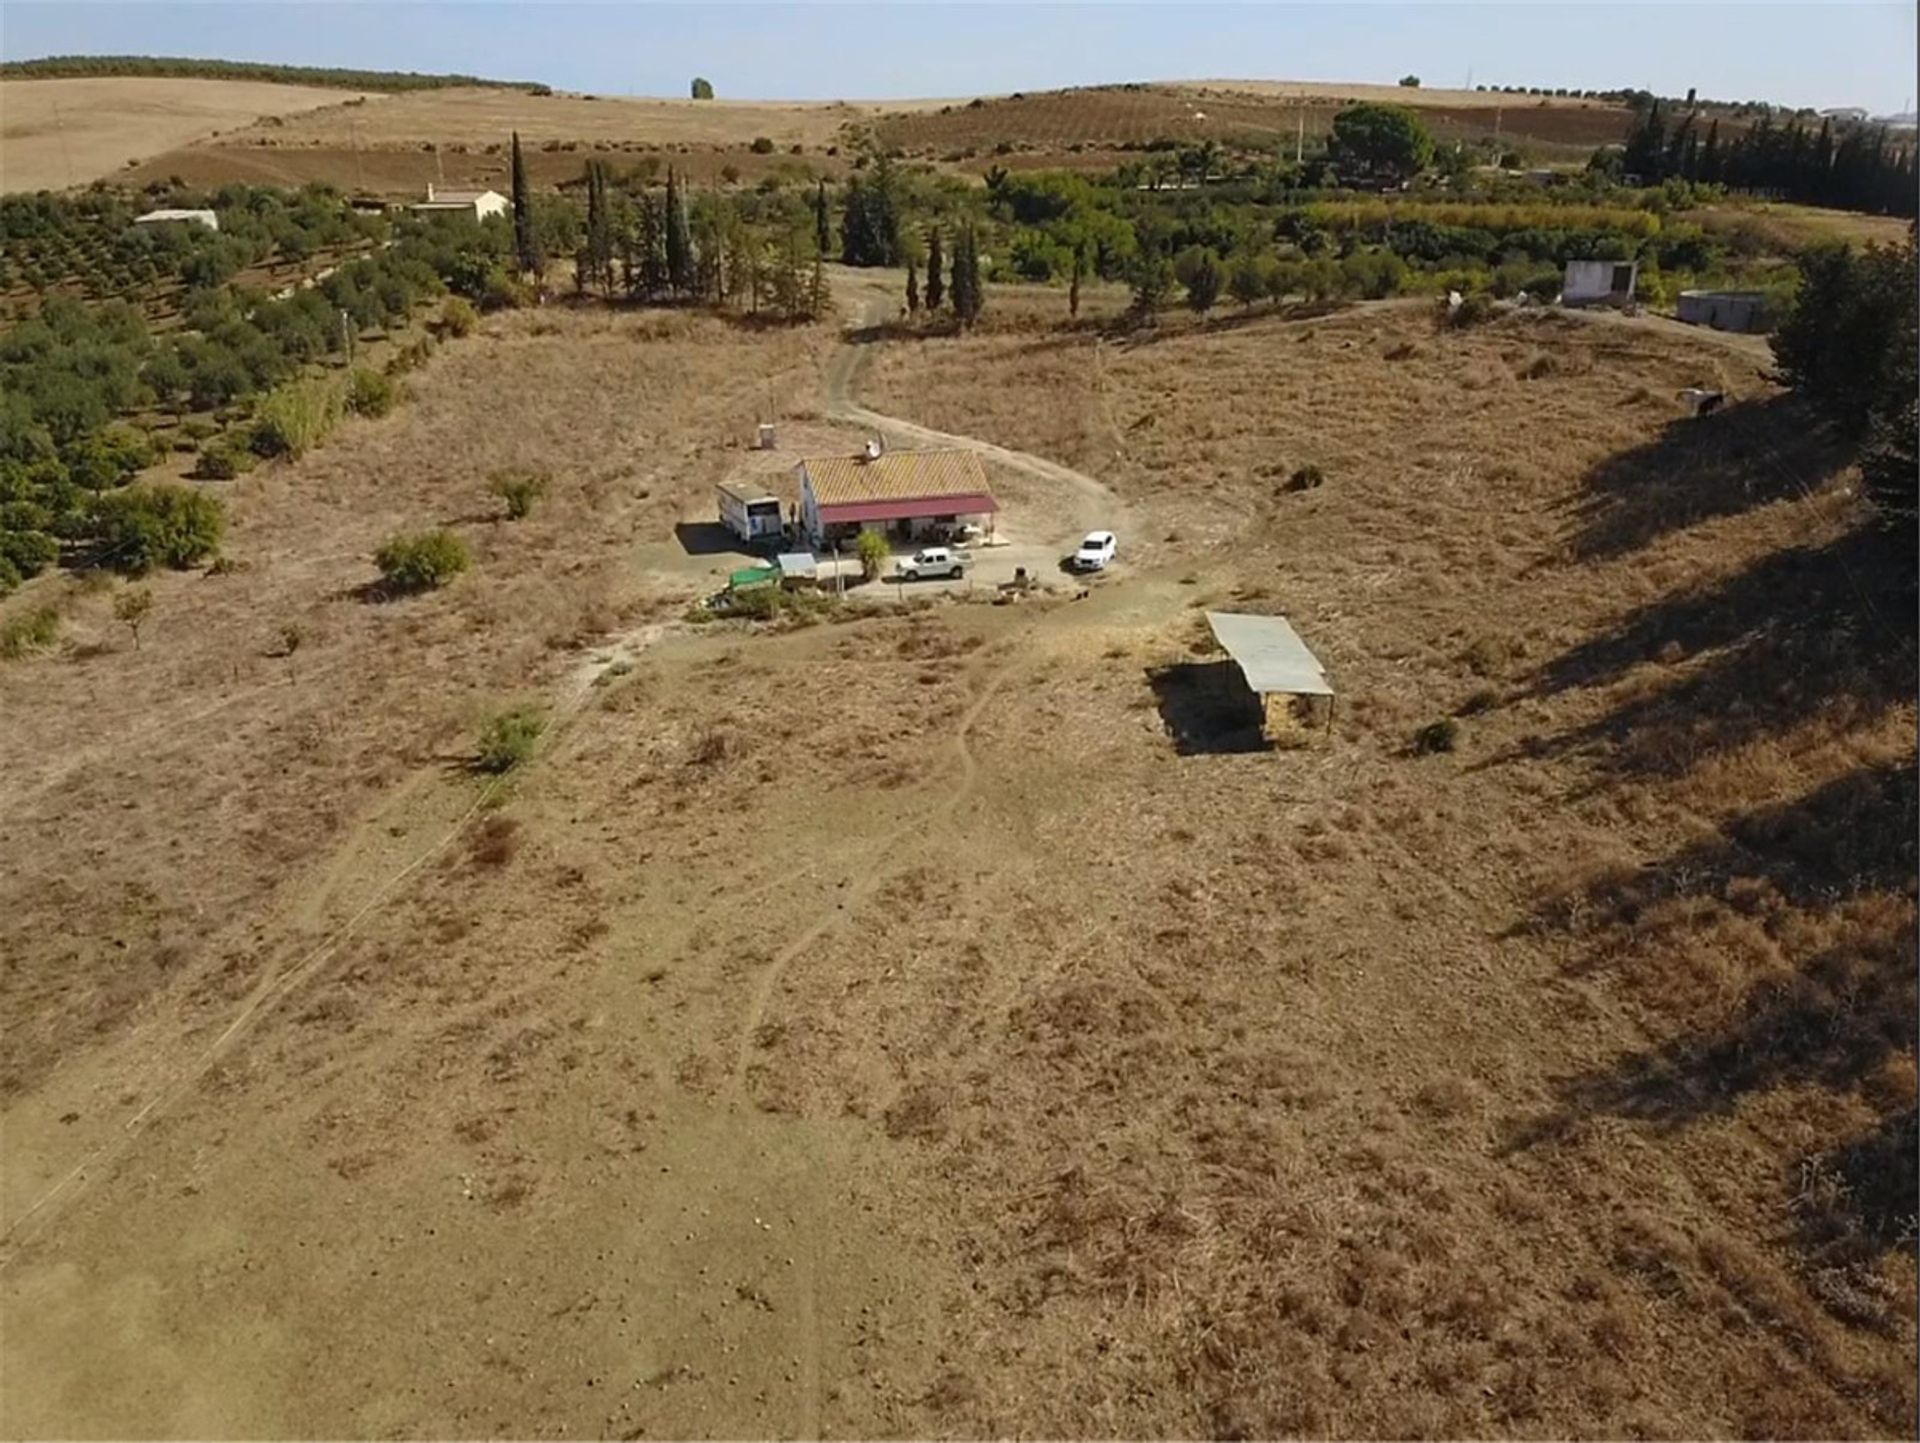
[134,208,219,231]
[1562,259,1638,306]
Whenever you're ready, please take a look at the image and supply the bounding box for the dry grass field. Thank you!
[22,72,1646,196]
[874,82,1632,164]
[0,275,1912,1438]
[0,77,360,192]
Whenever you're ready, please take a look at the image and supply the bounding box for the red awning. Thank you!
[817,493,998,525]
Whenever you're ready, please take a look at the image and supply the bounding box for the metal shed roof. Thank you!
[1205,612,1333,697]
[775,552,817,578]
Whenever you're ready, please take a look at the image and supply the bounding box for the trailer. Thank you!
[717,479,784,546]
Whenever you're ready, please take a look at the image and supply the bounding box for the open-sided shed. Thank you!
[1206,611,1335,736]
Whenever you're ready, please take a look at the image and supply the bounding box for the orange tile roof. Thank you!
[800,448,992,506]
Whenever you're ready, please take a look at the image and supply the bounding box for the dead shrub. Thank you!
[468,816,521,868]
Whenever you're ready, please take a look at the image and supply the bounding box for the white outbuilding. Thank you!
[133,208,219,231]
[1562,259,1638,307]
[409,186,509,221]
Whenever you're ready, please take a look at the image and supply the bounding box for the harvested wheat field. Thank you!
[1,274,1913,1438]
[0,77,360,192]
[121,83,888,195]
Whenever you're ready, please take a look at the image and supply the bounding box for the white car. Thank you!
[896,546,970,581]
[1068,531,1117,572]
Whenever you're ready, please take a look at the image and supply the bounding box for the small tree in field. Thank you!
[1068,242,1086,318]
[113,586,153,650]
[691,77,714,100]
[1229,252,1271,307]
[489,469,548,520]
[1174,246,1224,313]
[905,258,920,314]
[476,704,546,773]
[374,529,470,594]
[854,528,890,580]
[1399,74,1421,87]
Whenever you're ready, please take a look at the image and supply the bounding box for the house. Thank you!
[795,443,998,548]
[1562,259,1637,307]
[133,208,218,231]
[408,185,508,221]
[716,479,784,545]
[1676,289,1771,334]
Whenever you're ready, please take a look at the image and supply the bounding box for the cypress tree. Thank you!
[952,221,983,327]
[814,180,831,259]
[905,258,919,314]
[637,192,667,298]
[663,168,695,295]
[924,225,945,310]
[1699,119,1721,184]
[1068,242,1084,318]
[839,177,870,265]
[510,131,540,277]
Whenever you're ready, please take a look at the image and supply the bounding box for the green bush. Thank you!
[92,484,225,572]
[1412,718,1459,754]
[195,444,239,480]
[0,527,60,581]
[488,468,548,520]
[251,376,344,458]
[750,136,776,154]
[475,704,545,773]
[374,528,470,593]
[1441,292,1497,328]
[854,528,890,580]
[440,296,477,337]
[1,605,60,658]
[345,366,395,418]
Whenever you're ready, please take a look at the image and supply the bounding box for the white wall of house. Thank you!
[1563,259,1637,304]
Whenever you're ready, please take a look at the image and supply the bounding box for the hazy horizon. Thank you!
[4,3,1915,115]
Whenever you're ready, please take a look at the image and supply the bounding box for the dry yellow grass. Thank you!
[0,77,359,191]
[1,287,1911,1438]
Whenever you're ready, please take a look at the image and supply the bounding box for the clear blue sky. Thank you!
[4,3,1914,114]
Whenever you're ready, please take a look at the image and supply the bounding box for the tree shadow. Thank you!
[1793,1108,1918,1271]
[1489,525,1915,783]
[1507,763,1918,1243]
[1530,763,1917,939]
[1146,661,1271,755]
[1567,393,1850,560]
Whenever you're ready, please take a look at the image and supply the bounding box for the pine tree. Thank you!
[814,180,831,259]
[664,169,696,295]
[905,258,919,314]
[510,131,540,278]
[924,226,944,311]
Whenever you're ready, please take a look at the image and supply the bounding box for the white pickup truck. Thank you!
[895,546,972,581]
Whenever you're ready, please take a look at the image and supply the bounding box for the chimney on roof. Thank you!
[862,437,882,461]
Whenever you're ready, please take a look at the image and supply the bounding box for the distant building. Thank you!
[1818,107,1870,123]
[1677,289,1771,334]
[1562,259,1638,307]
[796,443,998,548]
[408,185,508,221]
[133,208,218,231]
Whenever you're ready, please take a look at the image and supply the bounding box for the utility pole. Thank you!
[340,308,354,366]
[1296,107,1305,164]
